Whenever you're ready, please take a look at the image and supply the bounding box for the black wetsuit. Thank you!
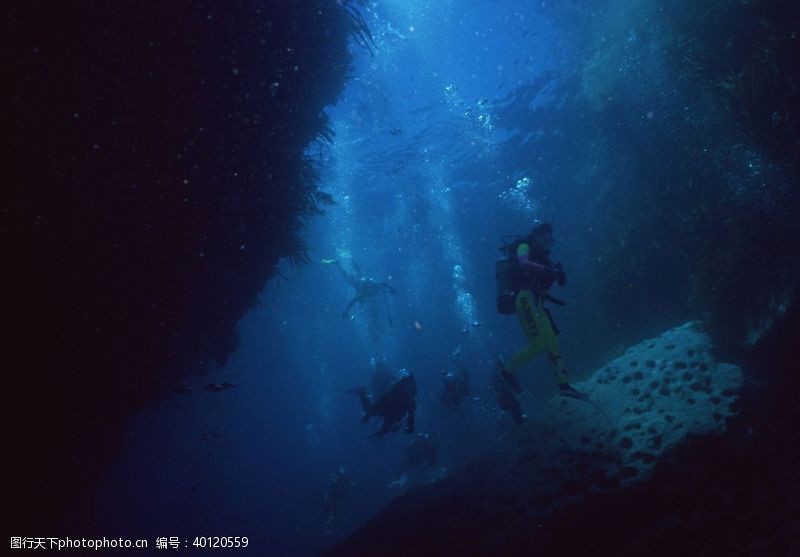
[351,372,417,437]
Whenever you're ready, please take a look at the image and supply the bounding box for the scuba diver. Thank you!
[322,258,396,322]
[495,222,588,402]
[439,348,470,410]
[323,467,356,535]
[390,432,439,488]
[349,369,417,437]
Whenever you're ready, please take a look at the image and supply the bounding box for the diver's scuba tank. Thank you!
[494,238,521,315]
[495,254,519,314]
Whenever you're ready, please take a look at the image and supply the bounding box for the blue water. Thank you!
[72,1,798,555]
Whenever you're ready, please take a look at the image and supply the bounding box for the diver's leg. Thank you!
[505,290,546,375]
[515,290,543,343]
[352,260,363,281]
[332,259,359,289]
[504,345,539,374]
[538,303,588,399]
[544,307,560,335]
[342,297,358,320]
[535,301,569,386]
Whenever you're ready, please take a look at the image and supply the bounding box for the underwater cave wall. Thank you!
[582,0,800,357]
[496,0,800,362]
[5,0,362,530]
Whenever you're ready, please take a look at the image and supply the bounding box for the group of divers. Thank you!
[321,222,590,533]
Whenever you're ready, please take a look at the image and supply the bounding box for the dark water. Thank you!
[11,1,799,555]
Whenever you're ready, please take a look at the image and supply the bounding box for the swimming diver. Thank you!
[496,222,588,401]
[349,369,417,437]
[322,258,396,322]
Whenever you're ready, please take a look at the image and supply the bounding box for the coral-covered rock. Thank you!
[513,322,743,490]
[327,323,749,556]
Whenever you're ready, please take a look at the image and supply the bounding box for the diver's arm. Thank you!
[518,253,552,274]
[517,242,554,274]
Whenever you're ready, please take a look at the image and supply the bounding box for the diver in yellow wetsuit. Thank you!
[498,222,588,401]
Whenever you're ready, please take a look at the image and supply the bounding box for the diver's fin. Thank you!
[558,383,589,401]
[557,385,616,429]
[498,365,523,395]
[496,357,524,394]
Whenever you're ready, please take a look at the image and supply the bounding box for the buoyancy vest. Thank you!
[495,236,553,314]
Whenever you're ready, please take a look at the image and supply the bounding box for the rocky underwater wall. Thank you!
[6,0,365,531]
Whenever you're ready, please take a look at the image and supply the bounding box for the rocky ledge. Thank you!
[328,323,800,557]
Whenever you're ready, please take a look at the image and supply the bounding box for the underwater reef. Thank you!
[6,1,364,530]
[511,323,743,490]
[328,321,800,556]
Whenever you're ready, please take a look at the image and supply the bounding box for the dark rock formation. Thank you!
[327,315,800,556]
[6,0,364,530]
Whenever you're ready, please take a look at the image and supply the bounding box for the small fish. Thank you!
[204,381,236,392]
